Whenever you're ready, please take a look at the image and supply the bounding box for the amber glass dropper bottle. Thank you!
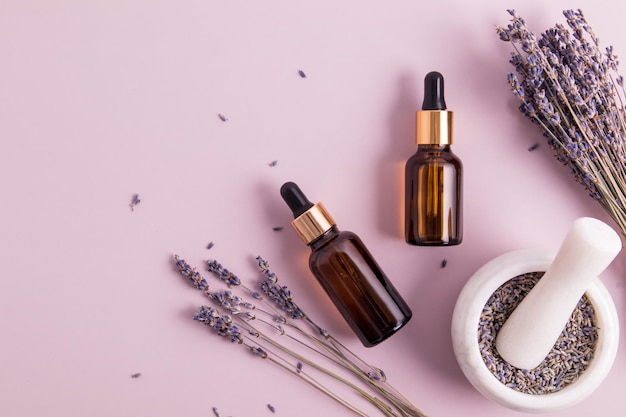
[280,182,412,347]
[405,71,463,246]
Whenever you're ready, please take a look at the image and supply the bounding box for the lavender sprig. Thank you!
[173,255,426,417]
[497,9,626,236]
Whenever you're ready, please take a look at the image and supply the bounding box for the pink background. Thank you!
[2,1,626,416]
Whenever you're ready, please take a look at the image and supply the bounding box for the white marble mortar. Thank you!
[451,249,619,413]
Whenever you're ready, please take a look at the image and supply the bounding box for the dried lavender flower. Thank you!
[250,345,268,358]
[497,9,626,236]
[194,306,243,344]
[256,256,305,320]
[218,113,228,122]
[298,69,307,78]
[172,254,427,417]
[174,255,210,295]
[129,194,141,211]
[478,272,597,394]
[207,259,241,287]
[269,160,278,167]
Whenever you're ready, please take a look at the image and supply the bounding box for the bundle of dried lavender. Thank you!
[173,255,426,417]
[497,9,626,236]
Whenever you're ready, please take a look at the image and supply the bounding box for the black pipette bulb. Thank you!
[421,71,447,110]
[280,182,314,218]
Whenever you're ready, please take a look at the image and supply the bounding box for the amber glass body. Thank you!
[308,226,412,347]
[405,144,463,245]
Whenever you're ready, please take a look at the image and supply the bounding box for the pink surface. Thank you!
[1,1,625,416]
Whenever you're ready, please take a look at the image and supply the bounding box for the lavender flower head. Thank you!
[174,255,210,295]
[207,259,241,287]
[194,306,243,344]
[256,256,306,320]
[497,9,626,235]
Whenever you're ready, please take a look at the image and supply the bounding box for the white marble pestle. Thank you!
[495,217,622,370]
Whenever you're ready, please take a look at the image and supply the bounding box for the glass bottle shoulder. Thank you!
[309,227,360,253]
[406,145,462,167]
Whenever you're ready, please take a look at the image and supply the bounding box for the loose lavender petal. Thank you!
[478,272,597,394]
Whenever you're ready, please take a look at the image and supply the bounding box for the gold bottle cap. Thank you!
[416,110,454,145]
[291,202,335,244]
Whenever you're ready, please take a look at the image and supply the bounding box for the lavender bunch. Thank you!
[173,255,426,417]
[497,9,626,236]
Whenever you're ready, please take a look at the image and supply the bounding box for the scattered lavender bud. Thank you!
[129,194,141,211]
[441,259,448,268]
[298,69,307,78]
[296,361,303,373]
[267,404,276,413]
[268,160,278,167]
[218,113,228,122]
[272,226,283,232]
[212,406,220,417]
[528,143,539,151]
[207,241,215,250]
[130,373,141,378]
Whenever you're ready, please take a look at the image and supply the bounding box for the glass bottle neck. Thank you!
[308,225,340,251]
[418,144,450,151]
